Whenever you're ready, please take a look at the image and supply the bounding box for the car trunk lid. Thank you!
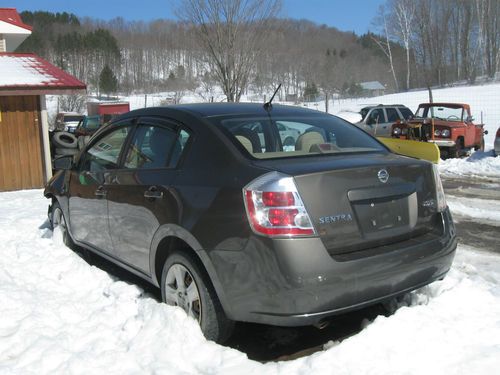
[255,153,438,255]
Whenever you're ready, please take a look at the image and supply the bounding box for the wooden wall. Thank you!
[0,95,44,191]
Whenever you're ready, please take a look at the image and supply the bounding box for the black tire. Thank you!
[55,147,79,156]
[161,252,234,343]
[52,131,78,149]
[450,138,463,158]
[474,137,485,152]
[50,201,74,248]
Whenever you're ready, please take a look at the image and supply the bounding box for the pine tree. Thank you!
[99,65,118,97]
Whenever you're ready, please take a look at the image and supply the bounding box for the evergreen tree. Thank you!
[99,65,118,97]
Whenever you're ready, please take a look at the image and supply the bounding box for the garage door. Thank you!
[0,95,44,191]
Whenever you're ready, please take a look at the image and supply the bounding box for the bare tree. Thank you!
[173,0,281,102]
[388,0,415,90]
[58,94,86,113]
[372,5,400,91]
[476,0,500,78]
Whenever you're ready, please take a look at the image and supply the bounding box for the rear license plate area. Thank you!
[353,197,409,233]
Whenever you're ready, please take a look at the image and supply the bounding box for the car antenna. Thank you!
[264,84,282,111]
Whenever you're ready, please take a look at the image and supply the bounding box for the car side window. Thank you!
[79,126,131,172]
[168,129,190,167]
[367,109,385,124]
[123,125,191,169]
[386,108,400,122]
[399,108,413,120]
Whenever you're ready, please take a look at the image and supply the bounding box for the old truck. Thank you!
[391,103,487,159]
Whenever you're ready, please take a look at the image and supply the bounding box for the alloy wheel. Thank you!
[164,263,202,322]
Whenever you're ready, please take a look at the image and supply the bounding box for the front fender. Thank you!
[44,170,71,219]
[149,224,234,318]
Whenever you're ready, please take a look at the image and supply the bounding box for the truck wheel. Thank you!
[161,252,234,343]
[450,138,463,158]
[474,137,485,152]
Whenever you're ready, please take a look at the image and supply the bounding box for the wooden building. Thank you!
[0,8,86,192]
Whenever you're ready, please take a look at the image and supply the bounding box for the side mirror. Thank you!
[53,155,73,170]
[466,115,474,122]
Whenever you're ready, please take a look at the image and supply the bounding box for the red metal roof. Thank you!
[0,8,32,31]
[0,53,86,92]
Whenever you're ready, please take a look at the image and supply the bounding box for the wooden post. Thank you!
[39,95,52,182]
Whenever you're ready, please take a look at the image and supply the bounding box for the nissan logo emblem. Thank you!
[378,169,389,183]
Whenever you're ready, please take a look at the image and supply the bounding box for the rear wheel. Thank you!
[161,252,233,343]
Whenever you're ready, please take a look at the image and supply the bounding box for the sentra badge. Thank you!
[319,214,353,224]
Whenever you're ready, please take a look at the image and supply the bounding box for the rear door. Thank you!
[106,117,191,274]
[364,108,387,136]
[69,123,132,252]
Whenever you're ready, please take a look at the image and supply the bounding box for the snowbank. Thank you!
[447,195,500,225]
[438,150,500,178]
[1,190,500,374]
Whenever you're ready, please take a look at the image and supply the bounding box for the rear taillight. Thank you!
[496,128,500,138]
[243,172,316,237]
[432,164,447,212]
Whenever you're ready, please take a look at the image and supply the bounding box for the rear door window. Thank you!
[123,121,191,169]
[368,108,385,124]
[399,107,413,120]
[386,108,400,122]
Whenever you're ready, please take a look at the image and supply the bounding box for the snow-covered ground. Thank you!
[1,189,499,375]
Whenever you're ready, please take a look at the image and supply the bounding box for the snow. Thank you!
[0,55,55,86]
[447,195,500,225]
[1,189,500,374]
[438,150,500,179]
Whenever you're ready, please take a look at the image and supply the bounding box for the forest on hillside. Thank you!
[17,0,500,101]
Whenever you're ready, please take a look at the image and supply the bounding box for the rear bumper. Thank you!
[212,208,456,326]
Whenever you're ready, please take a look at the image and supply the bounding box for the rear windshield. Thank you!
[209,114,386,159]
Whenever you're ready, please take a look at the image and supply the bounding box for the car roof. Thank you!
[362,104,408,110]
[127,102,326,119]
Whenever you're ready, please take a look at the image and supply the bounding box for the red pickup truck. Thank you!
[391,103,487,158]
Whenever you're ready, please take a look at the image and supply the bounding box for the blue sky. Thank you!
[6,0,385,35]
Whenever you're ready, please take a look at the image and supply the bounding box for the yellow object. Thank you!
[377,137,441,164]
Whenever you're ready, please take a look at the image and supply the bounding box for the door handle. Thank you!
[95,186,107,197]
[144,186,163,199]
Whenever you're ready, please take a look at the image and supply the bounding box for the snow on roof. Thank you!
[360,81,385,90]
[0,8,32,31]
[0,53,86,91]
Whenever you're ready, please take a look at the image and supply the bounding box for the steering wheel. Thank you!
[447,115,460,120]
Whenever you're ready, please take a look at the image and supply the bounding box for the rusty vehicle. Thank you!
[391,103,487,159]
